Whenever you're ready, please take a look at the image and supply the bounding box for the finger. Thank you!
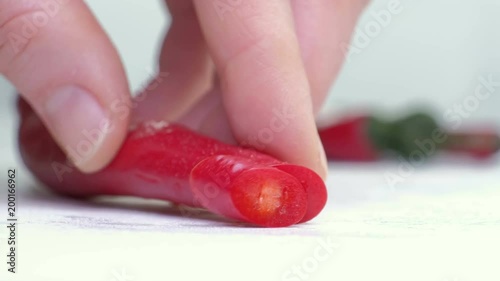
[192,0,327,178]
[291,0,369,112]
[0,0,131,173]
[133,0,212,123]
[177,77,235,144]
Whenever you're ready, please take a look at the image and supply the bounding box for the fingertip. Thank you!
[315,135,329,180]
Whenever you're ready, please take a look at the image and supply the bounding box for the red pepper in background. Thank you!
[318,115,391,161]
[18,99,327,227]
[444,130,500,159]
[319,112,500,161]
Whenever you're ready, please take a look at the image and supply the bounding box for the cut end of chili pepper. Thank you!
[272,164,328,223]
[230,168,308,227]
[189,155,311,227]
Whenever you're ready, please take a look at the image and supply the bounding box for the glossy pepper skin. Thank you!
[18,99,327,227]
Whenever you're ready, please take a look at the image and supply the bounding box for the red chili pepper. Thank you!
[18,99,327,227]
[444,130,500,159]
[319,112,500,161]
[318,115,384,161]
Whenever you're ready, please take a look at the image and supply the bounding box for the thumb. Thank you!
[0,0,131,173]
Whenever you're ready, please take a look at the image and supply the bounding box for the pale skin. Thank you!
[1,0,368,179]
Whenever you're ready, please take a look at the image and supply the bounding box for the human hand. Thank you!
[2,0,368,179]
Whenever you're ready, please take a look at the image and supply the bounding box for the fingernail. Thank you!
[316,137,328,180]
[43,86,109,173]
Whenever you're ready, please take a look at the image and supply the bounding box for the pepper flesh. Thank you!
[18,99,327,227]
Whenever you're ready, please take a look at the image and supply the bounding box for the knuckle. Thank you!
[221,33,269,72]
[222,31,303,91]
